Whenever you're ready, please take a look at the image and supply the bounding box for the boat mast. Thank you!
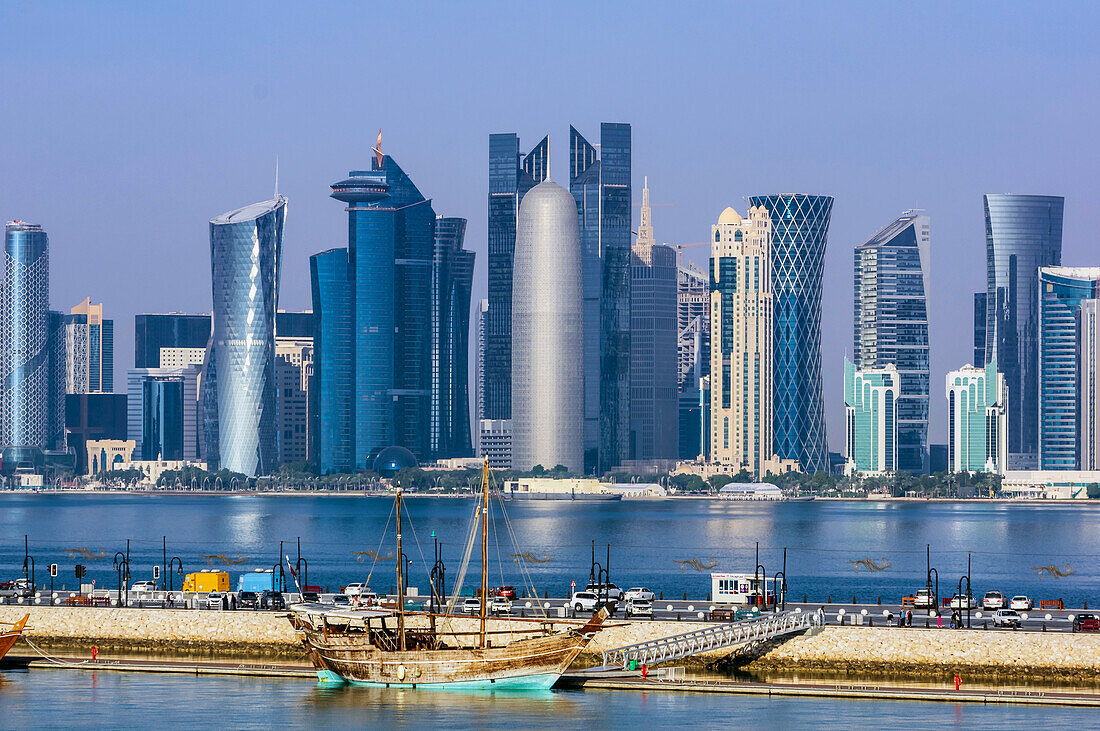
[480,459,489,649]
[396,488,406,651]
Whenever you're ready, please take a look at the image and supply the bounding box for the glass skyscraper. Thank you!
[570,123,632,472]
[312,153,439,471]
[1,221,50,449]
[485,134,548,423]
[64,297,114,394]
[134,313,212,368]
[982,194,1063,464]
[1037,267,1100,470]
[748,194,833,473]
[203,196,286,477]
[853,211,931,473]
[431,216,475,458]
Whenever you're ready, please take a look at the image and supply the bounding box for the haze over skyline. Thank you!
[2,1,1096,450]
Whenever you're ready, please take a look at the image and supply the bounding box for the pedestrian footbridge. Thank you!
[601,610,820,668]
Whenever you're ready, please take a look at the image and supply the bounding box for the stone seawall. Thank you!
[5,607,1099,680]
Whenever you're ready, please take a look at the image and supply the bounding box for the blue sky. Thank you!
[2,1,1097,448]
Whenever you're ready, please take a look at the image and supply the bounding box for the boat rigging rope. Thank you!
[439,497,480,640]
[21,637,90,666]
[495,490,548,620]
[363,500,395,588]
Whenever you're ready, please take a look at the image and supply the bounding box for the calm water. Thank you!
[1,495,1099,605]
[1,669,1098,729]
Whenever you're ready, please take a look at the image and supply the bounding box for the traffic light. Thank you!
[153,566,161,580]
[49,563,58,577]
[75,564,86,580]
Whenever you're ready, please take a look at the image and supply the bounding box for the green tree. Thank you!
[708,474,734,491]
[1087,483,1100,499]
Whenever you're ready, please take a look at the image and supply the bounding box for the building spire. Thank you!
[274,155,279,198]
[372,128,384,168]
[637,175,653,246]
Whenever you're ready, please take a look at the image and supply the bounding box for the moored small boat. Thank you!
[0,614,29,661]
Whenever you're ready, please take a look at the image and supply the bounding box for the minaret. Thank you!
[637,176,654,246]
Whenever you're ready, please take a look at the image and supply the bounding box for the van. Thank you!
[182,570,229,593]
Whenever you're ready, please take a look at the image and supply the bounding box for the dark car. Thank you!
[237,591,259,610]
[260,590,286,610]
[301,591,320,603]
[1074,613,1100,632]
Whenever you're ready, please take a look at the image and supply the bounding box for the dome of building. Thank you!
[717,206,742,225]
[373,446,418,478]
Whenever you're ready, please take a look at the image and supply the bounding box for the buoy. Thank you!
[397,665,406,681]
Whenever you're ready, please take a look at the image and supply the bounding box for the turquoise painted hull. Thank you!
[316,668,559,691]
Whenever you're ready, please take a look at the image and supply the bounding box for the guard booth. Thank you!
[711,573,784,607]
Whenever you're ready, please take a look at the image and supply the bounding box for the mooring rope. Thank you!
[21,636,91,666]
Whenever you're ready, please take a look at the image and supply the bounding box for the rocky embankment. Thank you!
[4,607,1098,680]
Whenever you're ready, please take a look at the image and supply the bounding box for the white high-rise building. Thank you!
[844,359,900,475]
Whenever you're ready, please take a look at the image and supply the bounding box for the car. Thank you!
[623,587,655,602]
[571,591,617,614]
[237,590,259,610]
[584,583,623,601]
[206,592,227,610]
[259,590,286,610]
[912,588,936,609]
[625,598,653,618]
[343,583,370,597]
[489,596,512,615]
[494,586,517,599]
[982,591,1007,610]
[1073,613,1100,632]
[332,594,351,607]
[0,578,33,598]
[359,592,380,607]
[301,590,320,603]
[461,597,481,614]
[1009,596,1032,611]
[948,594,977,609]
[991,608,1022,628]
[130,581,157,594]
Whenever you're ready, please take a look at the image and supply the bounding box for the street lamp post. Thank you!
[168,557,184,592]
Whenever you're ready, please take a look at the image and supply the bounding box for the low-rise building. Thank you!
[477,419,511,470]
[1001,470,1100,499]
[85,438,135,474]
[718,482,784,500]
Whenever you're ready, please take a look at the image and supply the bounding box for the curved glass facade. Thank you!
[511,181,584,473]
[983,194,1063,460]
[204,197,285,476]
[1038,267,1100,470]
[748,194,833,473]
[2,222,50,448]
[309,248,353,473]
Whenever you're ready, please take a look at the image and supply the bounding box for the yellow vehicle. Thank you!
[182,570,229,593]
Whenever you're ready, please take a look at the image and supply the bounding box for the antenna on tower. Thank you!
[274,155,280,198]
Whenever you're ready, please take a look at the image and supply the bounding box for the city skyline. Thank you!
[1,3,1096,452]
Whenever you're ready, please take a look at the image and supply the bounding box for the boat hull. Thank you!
[297,624,587,689]
[0,614,29,661]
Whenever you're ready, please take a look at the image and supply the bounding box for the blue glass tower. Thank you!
[1038,267,1100,470]
[309,248,353,473]
[485,134,547,422]
[853,212,930,473]
[203,196,285,477]
[748,194,833,473]
[1,221,50,449]
[983,194,1063,462]
[313,153,437,471]
[432,217,475,458]
[570,123,632,473]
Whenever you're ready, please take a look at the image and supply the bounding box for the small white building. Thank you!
[1001,470,1100,499]
[718,482,783,500]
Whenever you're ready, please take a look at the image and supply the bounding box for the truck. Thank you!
[237,569,278,593]
[182,570,229,593]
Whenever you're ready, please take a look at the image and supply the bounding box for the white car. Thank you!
[948,594,977,609]
[343,583,370,596]
[460,597,481,614]
[1009,596,1032,611]
[625,598,653,618]
[206,592,227,610]
[982,591,1007,610]
[570,591,601,612]
[623,587,655,602]
[584,583,623,601]
[992,608,1022,627]
[130,581,157,594]
[912,588,936,609]
[489,596,512,615]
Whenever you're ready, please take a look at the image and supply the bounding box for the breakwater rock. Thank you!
[746,627,1100,680]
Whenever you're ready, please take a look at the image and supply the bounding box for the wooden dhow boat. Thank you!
[0,614,29,661]
[289,463,606,689]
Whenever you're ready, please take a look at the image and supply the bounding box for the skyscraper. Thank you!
[312,150,441,471]
[64,297,114,394]
[946,361,1007,473]
[853,211,931,473]
[1079,300,1100,470]
[485,133,548,424]
[570,123,632,472]
[431,217,475,458]
[973,293,987,366]
[129,365,202,461]
[709,205,775,476]
[475,298,488,424]
[1,221,50,449]
[748,194,833,473]
[844,359,899,475]
[275,339,312,466]
[982,194,1064,465]
[677,263,710,393]
[629,179,678,460]
[134,313,211,369]
[510,181,584,473]
[203,196,286,477]
[1037,267,1100,470]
